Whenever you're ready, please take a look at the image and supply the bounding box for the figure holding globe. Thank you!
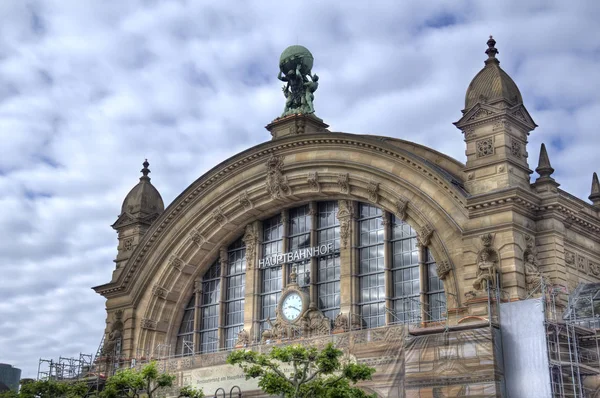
[277,45,319,117]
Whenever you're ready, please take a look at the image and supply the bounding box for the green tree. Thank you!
[227,343,376,398]
[101,362,203,398]
[0,379,88,398]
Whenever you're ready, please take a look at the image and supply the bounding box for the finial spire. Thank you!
[485,35,499,65]
[140,159,151,182]
[535,143,555,180]
[590,172,600,207]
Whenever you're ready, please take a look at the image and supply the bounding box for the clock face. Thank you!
[282,292,303,322]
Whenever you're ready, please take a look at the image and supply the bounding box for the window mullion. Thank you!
[418,243,427,325]
[218,247,228,350]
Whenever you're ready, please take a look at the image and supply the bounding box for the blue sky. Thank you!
[0,0,599,378]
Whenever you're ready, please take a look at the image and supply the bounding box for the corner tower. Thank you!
[111,160,164,278]
[454,36,537,194]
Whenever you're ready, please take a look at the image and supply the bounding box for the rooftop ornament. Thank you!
[278,45,319,117]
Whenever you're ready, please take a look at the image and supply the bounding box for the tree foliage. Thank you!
[227,343,376,398]
[0,379,87,398]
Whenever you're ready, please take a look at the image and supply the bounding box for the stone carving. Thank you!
[468,108,493,121]
[212,206,227,226]
[464,129,476,139]
[473,233,499,291]
[123,237,133,251]
[523,235,550,296]
[367,182,379,203]
[307,171,320,192]
[102,310,124,355]
[141,318,157,330]
[512,109,527,122]
[395,198,408,221]
[417,224,434,247]
[476,138,494,158]
[242,224,258,269]
[436,260,451,280]
[238,191,253,210]
[590,260,599,277]
[381,212,391,226]
[219,247,228,269]
[152,284,168,299]
[265,154,291,199]
[278,45,319,116]
[332,312,350,333]
[261,309,290,342]
[301,303,331,338]
[193,279,202,293]
[190,230,205,247]
[235,329,250,347]
[337,200,353,249]
[338,173,350,194]
[577,255,587,274]
[565,250,575,266]
[169,256,184,271]
[510,140,522,157]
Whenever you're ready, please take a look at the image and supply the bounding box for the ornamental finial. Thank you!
[485,35,499,65]
[140,159,151,181]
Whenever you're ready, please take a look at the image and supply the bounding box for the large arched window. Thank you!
[174,199,446,354]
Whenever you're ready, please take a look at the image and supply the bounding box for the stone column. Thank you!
[309,202,318,305]
[242,222,260,342]
[253,221,264,343]
[338,200,355,327]
[217,247,228,349]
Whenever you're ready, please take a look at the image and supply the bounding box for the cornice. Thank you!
[93,133,468,298]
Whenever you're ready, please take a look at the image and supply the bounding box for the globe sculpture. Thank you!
[278,45,319,117]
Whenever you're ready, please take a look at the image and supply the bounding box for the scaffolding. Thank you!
[37,353,93,381]
[544,283,600,398]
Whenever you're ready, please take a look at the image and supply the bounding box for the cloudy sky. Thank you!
[0,0,599,378]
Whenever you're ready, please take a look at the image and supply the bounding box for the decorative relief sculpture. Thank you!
[152,284,168,299]
[235,329,250,347]
[169,256,184,271]
[141,318,157,330]
[332,312,350,333]
[436,260,452,280]
[590,260,599,276]
[338,173,350,194]
[212,206,227,226]
[190,229,205,247]
[337,200,353,249]
[417,224,434,247]
[367,182,379,203]
[102,310,124,355]
[278,45,319,116]
[307,171,320,192]
[473,233,499,292]
[476,138,494,158]
[395,198,408,221]
[242,224,258,269]
[123,237,133,251]
[265,154,291,199]
[301,303,331,338]
[565,250,575,266]
[577,255,587,274]
[238,191,253,210]
[510,140,522,157]
[468,108,493,121]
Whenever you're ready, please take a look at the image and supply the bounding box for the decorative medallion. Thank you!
[123,237,134,252]
[476,138,494,158]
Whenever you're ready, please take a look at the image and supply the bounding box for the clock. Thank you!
[281,291,304,322]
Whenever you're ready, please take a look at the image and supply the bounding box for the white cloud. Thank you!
[0,0,598,378]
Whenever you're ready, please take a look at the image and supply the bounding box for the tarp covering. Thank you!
[500,298,551,398]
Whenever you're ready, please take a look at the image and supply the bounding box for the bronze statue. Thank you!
[278,45,319,117]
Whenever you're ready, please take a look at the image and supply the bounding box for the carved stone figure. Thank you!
[278,45,319,116]
[102,310,124,356]
[242,224,258,269]
[524,252,550,295]
[301,303,331,337]
[473,248,499,292]
[235,329,250,347]
[332,312,349,333]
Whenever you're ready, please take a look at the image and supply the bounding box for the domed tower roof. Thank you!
[120,160,164,216]
[464,36,522,111]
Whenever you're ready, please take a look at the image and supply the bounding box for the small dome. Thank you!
[464,36,522,111]
[120,160,164,216]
